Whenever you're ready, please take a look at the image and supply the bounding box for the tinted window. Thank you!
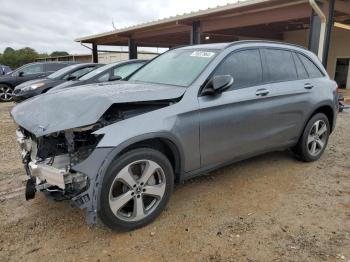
[214,49,263,89]
[297,54,323,78]
[45,63,67,72]
[264,49,297,82]
[292,53,308,79]
[112,63,144,79]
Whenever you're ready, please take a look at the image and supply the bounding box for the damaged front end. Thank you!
[16,125,102,201]
[11,81,185,225]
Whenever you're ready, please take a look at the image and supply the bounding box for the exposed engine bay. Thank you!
[16,101,174,201]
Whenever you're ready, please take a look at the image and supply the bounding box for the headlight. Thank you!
[22,83,45,92]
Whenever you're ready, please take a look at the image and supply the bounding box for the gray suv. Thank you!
[11,41,338,230]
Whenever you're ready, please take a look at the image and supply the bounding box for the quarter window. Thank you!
[292,53,308,79]
[214,49,263,89]
[263,49,297,82]
[297,54,323,79]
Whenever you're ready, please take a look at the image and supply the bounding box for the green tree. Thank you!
[50,51,69,57]
[0,47,38,68]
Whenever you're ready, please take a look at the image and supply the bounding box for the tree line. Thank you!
[0,47,69,69]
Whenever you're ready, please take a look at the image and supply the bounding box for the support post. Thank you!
[128,38,137,59]
[308,0,326,61]
[322,0,335,68]
[92,43,98,63]
[190,21,201,45]
[308,10,322,55]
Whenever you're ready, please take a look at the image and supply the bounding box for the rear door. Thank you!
[199,48,281,167]
[259,48,314,146]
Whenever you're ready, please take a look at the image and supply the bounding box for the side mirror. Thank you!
[201,75,234,96]
[18,71,24,77]
[109,75,122,81]
[66,75,77,81]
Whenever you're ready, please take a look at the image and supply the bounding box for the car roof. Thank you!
[178,40,308,52]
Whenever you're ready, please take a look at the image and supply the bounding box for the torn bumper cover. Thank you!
[16,128,113,225]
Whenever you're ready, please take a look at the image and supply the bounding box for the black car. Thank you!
[48,59,147,93]
[0,62,73,102]
[13,63,102,102]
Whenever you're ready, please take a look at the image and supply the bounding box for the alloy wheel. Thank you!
[0,86,13,102]
[307,120,327,156]
[108,159,166,222]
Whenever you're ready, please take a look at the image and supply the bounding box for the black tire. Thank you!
[294,113,330,162]
[0,84,14,102]
[98,148,174,230]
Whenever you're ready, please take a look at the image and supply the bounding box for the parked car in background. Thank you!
[11,41,337,230]
[0,65,12,76]
[13,63,103,102]
[0,62,73,102]
[48,59,147,93]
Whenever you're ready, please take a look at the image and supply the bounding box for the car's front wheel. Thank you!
[0,84,14,102]
[294,113,330,162]
[99,148,174,230]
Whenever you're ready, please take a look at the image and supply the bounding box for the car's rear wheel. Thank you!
[99,148,174,230]
[0,84,14,102]
[294,113,330,162]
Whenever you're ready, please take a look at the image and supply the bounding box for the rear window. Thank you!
[263,49,297,82]
[297,54,324,79]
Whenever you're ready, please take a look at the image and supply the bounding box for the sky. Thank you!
[0,0,243,55]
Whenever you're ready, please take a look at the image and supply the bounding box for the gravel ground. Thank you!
[0,102,349,262]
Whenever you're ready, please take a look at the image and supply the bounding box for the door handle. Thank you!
[255,88,270,97]
[304,83,314,89]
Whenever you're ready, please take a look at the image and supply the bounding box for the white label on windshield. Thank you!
[190,51,215,58]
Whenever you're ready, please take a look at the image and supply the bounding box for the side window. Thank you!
[297,54,324,79]
[112,63,144,79]
[97,72,110,82]
[263,49,297,82]
[292,52,308,79]
[214,49,263,90]
[20,64,43,75]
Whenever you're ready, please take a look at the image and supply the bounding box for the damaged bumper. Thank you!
[16,127,113,224]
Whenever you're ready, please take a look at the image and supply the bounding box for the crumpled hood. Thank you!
[11,81,186,137]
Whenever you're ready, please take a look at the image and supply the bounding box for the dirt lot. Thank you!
[0,102,349,262]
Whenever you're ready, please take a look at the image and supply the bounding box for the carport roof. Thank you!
[75,0,350,47]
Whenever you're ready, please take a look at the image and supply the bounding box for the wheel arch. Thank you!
[104,133,184,183]
[301,103,336,139]
[0,82,13,88]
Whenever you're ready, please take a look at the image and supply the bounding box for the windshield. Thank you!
[47,64,78,79]
[129,49,217,87]
[79,63,118,80]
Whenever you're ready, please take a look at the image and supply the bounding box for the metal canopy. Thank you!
[75,0,350,62]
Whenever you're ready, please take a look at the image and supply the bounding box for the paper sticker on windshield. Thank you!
[190,51,215,58]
